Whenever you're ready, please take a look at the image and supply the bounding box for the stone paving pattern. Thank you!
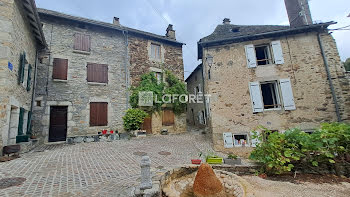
[0,132,218,197]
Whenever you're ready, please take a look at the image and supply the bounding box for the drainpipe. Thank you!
[28,49,39,134]
[317,32,341,122]
[123,30,130,109]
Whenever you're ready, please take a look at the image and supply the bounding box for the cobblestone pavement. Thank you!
[0,132,217,197]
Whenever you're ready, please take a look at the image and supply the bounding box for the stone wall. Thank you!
[128,35,186,134]
[33,17,128,142]
[201,32,350,152]
[0,0,38,153]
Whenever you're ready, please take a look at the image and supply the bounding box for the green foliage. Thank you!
[344,58,350,71]
[249,123,350,175]
[122,108,148,131]
[129,70,188,114]
[228,154,238,160]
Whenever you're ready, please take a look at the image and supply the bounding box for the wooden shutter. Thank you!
[87,63,108,83]
[223,133,234,148]
[162,109,174,126]
[26,64,32,91]
[245,44,257,68]
[279,79,296,110]
[26,111,32,135]
[18,108,25,135]
[18,52,26,84]
[53,58,68,80]
[74,33,90,52]
[271,40,284,64]
[249,82,263,113]
[90,102,108,126]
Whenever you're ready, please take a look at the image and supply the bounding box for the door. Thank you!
[142,116,152,134]
[49,106,68,142]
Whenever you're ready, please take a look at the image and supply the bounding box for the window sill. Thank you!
[73,50,91,55]
[53,79,68,83]
[263,108,282,112]
[87,82,108,86]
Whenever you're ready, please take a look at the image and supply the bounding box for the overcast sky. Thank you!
[36,0,349,78]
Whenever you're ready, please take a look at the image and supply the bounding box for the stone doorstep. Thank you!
[18,139,39,154]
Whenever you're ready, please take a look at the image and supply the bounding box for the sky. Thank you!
[36,0,350,79]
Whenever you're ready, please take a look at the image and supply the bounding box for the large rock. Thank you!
[193,163,225,197]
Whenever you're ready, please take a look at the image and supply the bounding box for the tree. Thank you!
[344,58,350,72]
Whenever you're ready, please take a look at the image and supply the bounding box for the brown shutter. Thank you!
[83,35,90,52]
[162,109,174,126]
[90,102,108,126]
[87,63,108,83]
[74,34,90,52]
[53,58,68,80]
[74,33,82,50]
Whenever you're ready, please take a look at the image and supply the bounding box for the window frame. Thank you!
[89,102,108,127]
[233,134,249,147]
[260,81,282,111]
[255,44,273,66]
[150,43,161,60]
[87,63,108,84]
[52,58,68,80]
[74,33,91,52]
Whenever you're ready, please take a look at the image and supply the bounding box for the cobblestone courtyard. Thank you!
[0,132,214,197]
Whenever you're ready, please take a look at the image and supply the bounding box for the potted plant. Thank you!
[191,152,202,165]
[223,154,241,165]
[205,152,223,164]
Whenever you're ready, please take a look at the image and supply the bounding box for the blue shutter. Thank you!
[18,108,24,135]
[26,111,32,135]
[18,52,26,84]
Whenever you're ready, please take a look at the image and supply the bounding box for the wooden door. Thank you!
[49,106,68,142]
[142,116,152,134]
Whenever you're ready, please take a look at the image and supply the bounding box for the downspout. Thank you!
[202,46,208,125]
[28,49,39,133]
[123,30,129,109]
[317,32,341,122]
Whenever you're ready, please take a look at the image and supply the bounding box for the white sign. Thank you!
[223,133,233,148]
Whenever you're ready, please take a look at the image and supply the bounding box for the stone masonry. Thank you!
[0,0,45,154]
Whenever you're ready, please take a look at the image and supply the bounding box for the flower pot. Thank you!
[30,135,37,139]
[191,159,202,165]
[102,130,107,135]
[223,158,241,165]
[206,157,223,164]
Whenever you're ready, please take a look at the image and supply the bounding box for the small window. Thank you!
[255,45,272,65]
[87,63,108,83]
[36,100,41,107]
[154,72,162,84]
[53,58,68,80]
[162,109,174,126]
[233,134,248,147]
[74,33,90,52]
[90,102,108,126]
[201,111,206,125]
[261,81,281,110]
[151,43,161,60]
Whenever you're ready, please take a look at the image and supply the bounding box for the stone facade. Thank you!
[0,0,45,154]
[200,31,349,155]
[185,64,208,129]
[33,15,128,142]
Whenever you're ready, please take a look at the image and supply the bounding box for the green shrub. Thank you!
[249,123,350,175]
[122,108,148,131]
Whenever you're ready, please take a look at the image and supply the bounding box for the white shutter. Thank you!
[223,133,234,148]
[250,131,260,147]
[245,44,257,68]
[205,96,210,117]
[249,82,263,113]
[271,40,284,64]
[280,78,296,110]
[198,112,203,124]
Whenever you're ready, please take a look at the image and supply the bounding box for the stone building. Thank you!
[0,0,46,154]
[194,0,350,155]
[185,64,208,129]
[32,8,185,143]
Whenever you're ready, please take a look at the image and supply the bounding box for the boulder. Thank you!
[193,163,225,197]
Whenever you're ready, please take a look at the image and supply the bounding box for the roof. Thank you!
[185,64,202,82]
[37,8,184,46]
[20,0,47,48]
[198,22,336,59]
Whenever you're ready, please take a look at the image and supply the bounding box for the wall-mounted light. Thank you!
[206,55,213,67]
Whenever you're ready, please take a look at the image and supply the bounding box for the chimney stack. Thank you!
[113,17,120,26]
[223,18,231,25]
[284,0,313,27]
[166,24,176,40]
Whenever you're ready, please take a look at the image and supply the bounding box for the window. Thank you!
[74,33,90,52]
[87,63,108,83]
[255,45,272,65]
[260,81,281,110]
[233,134,248,147]
[245,40,284,68]
[201,111,206,125]
[249,78,296,113]
[36,100,41,107]
[154,72,162,84]
[151,43,161,60]
[162,109,174,126]
[53,58,68,80]
[90,102,108,126]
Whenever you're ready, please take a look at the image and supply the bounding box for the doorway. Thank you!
[49,106,67,142]
[142,116,152,134]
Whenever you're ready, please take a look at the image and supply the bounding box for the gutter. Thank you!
[317,32,341,122]
[123,30,130,109]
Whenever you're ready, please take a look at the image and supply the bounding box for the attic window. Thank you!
[231,27,240,33]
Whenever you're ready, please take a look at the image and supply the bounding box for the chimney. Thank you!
[113,17,120,26]
[223,18,231,25]
[166,24,176,40]
[284,0,313,27]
